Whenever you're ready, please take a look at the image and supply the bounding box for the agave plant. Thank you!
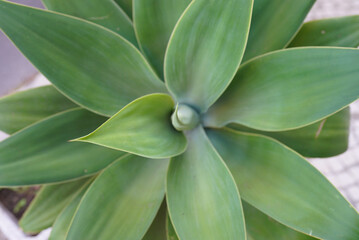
[0,0,359,239]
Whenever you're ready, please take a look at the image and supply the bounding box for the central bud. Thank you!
[171,104,200,131]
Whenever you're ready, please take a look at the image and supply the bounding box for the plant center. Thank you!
[171,104,200,131]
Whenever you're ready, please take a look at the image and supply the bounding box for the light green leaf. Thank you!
[166,214,179,240]
[142,202,167,240]
[133,0,191,78]
[0,86,77,134]
[20,178,91,234]
[0,0,166,116]
[77,94,186,159]
[167,127,246,240]
[243,0,315,62]
[67,155,169,240]
[49,180,92,240]
[0,108,124,186]
[164,0,253,112]
[114,0,132,19]
[229,107,350,158]
[243,201,317,240]
[205,48,359,131]
[289,15,359,48]
[207,128,359,240]
[42,0,137,46]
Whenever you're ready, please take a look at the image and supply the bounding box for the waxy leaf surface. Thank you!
[77,94,186,159]
[0,109,124,186]
[114,0,132,19]
[208,129,359,240]
[206,48,359,131]
[67,155,169,240]
[243,0,314,62]
[167,127,246,240]
[0,86,77,134]
[134,0,191,78]
[165,0,253,112]
[42,0,137,46]
[290,15,359,48]
[230,108,350,158]
[0,0,166,116]
[20,178,91,233]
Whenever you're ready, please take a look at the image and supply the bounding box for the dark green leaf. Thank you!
[114,0,132,19]
[243,0,315,61]
[289,15,359,48]
[77,94,186,159]
[229,107,350,158]
[0,108,124,186]
[142,202,167,240]
[166,214,179,240]
[0,86,77,134]
[42,0,137,46]
[205,48,359,131]
[165,0,253,112]
[167,127,246,239]
[67,155,169,240]
[20,178,91,233]
[133,0,191,78]
[208,128,359,240]
[0,0,166,116]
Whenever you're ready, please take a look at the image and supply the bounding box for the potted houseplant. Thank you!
[0,0,359,239]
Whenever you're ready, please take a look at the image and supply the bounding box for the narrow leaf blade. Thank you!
[0,0,166,116]
[0,109,124,186]
[77,94,186,159]
[206,48,359,131]
[165,0,253,112]
[208,128,359,240]
[0,86,77,134]
[67,155,169,240]
[167,127,246,239]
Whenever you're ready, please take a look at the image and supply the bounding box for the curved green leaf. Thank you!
[0,86,77,134]
[42,0,137,46]
[207,128,359,240]
[77,94,186,159]
[166,213,179,240]
[133,0,191,78]
[229,107,350,158]
[243,0,315,62]
[114,0,132,19]
[289,15,359,48]
[49,180,92,240]
[164,0,253,112]
[20,178,91,234]
[67,155,169,240]
[0,0,166,116]
[167,127,246,240]
[142,202,167,240]
[0,108,124,186]
[243,201,317,240]
[205,48,359,131]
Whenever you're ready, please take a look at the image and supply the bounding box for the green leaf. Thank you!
[164,0,253,112]
[0,108,124,186]
[167,127,246,240]
[207,128,359,240]
[289,15,359,48]
[166,214,179,240]
[42,0,137,46]
[229,107,350,158]
[142,202,167,240]
[20,178,91,233]
[114,0,132,19]
[0,0,166,116]
[49,180,92,240]
[205,48,359,131]
[67,155,169,240]
[77,94,186,159]
[0,86,77,134]
[243,0,315,62]
[133,0,191,78]
[243,201,316,240]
